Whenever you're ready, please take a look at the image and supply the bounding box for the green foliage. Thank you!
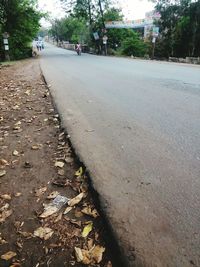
[154,0,200,57]
[50,17,90,43]
[54,1,148,57]
[0,0,42,60]
[120,30,147,57]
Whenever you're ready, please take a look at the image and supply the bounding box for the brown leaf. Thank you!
[54,213,62,223]
[18,231,32,239]
[1,251,17,260]
[0,159,9,168]
[0,170,6,177]
[74,209,83,218]
[0,209,12,223]
[12,150,19,157]
[63,206,73,215]
[0,203,9,212]
[34,227,54,240]
[87,239,94,250]
[0,235,7,245]
[15,193,22,197]
[35,187,47,197]
[81,206,99,218]
[31,144,42,150]
[91,245,105,263]
[10,263,21,267]
[74,247,83,262]
[70,219,82,227]
[54,161,64,168]
[1,194,11,200]
[39,205,58,218]
[68,192,84,207]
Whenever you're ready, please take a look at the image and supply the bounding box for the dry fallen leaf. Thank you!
[35,187,47,197]
[54,213,62,223]
[74,247,83,262]
[25,90,31,95]
[81,207,99,218]
[75,167,83,177]
[0,203,9,212]
[70,219,82,227]
[1,251,17,260]
[31,144,42,150]
[0,209,12,223]
[15,192,22,197]
[10,263,21,267]
[0,234,7,245]
[91,245,105,264]
[63,206,73,215]
[74,209,83,218]
[1,194,11,200]
[18,231,32,239]
[0,170,6,177]
[64,156,73,164]
[0,159,9,168]
[34,227,54,240]
[39,205,58,218]
[87,239,94,250]
[47,191,59,199]
[74,248,91,265]
[82,222,93,238]
[54,161,64,168]
[68,192,84,207]
[12,150,19,156]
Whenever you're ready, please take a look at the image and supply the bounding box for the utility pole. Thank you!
[98,0,105,28]
[88,0,92,25]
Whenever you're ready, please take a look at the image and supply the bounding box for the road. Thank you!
[40,44,200,267]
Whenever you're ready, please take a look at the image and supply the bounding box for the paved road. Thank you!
[40,44,200,267]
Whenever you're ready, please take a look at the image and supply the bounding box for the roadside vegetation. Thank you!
[50,2,148,57]
[49,0,200,59]
[154,0,200,58]
[0,0,42,61]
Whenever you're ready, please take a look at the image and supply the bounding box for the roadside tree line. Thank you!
[50,1,148,57]
[49,0,200,59]
[154,0,200,58]
[0,0,42,61]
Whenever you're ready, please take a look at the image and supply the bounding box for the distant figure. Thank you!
[76,43,81,55]
[32,40,38,57]
[36,40,40,51]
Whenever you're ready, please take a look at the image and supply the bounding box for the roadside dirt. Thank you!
[0,59,114,267]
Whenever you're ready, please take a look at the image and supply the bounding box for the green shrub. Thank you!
[121,32,147,57]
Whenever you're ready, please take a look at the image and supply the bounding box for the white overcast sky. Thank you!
[38,0,155,26]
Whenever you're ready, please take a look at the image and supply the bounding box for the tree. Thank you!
[0,0,42,60]
[154,0,200,58]
[121,30,147,57]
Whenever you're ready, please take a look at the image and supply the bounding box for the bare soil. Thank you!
[0,59,113,267]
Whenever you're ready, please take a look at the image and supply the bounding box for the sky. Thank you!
[38,0,155,27]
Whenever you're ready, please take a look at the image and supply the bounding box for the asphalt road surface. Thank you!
[40,44,200,267]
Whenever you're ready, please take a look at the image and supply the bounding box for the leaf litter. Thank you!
[0,60,113,267]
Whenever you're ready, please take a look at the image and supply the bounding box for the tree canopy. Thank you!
[0,0,42,60]
[154,0,200,58]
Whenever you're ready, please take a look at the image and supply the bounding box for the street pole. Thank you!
[98,0,105,28]
[152,38,156,59]
[3,32,10,61]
